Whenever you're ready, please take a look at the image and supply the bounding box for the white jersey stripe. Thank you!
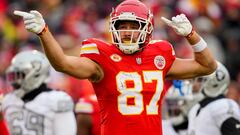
[80,43,99,54]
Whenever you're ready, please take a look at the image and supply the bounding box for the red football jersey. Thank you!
[80,38,176,135]
[0,90,10,135]
[0,119,9,135]
[75,94,100,135]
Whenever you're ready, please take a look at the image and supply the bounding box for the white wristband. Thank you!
[192,38,207,52]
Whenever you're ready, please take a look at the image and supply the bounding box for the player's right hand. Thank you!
[14,10,46,34]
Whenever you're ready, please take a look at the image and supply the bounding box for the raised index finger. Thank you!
[14,10,33,17]
[161,17,173,25]
[161,16,178,29]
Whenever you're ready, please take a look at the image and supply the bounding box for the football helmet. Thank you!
[6,50,50,95]
[166,80,193,101]
[193,61,230,97]
[109,0,154,54]
[165,80,203,126]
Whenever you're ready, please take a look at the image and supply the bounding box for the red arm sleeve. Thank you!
[0,118,9,135]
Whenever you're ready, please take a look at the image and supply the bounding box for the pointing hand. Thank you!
[14,10,46,35]
[161,14,193,37]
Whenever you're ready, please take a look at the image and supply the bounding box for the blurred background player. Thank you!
[75,93,100,135]
[2,50,77,135]
[187,62,240,135]
[162,79,203,135]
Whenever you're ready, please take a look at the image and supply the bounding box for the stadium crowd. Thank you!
[0,0,240,135]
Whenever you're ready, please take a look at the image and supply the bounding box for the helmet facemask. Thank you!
[110,8,153,54]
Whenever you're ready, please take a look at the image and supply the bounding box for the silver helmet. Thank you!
[193,61,230,97]
[6,50,50,94]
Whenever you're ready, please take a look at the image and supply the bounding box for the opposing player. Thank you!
[75,94,101,135]
[187,62,240,135]
[2,50,77,135]
[13,0,217,134]
[163,79,201,135]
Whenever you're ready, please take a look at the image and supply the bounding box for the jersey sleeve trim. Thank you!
[80,43,100,55]
[75,101,93,114]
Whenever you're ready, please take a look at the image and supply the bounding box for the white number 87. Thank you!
[116,71,163,115]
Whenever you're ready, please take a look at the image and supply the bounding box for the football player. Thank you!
[163,79,201,135]
[75,94,100,135]
[2,50,77,135]
[13,0,217,134]
[187,62,240,135]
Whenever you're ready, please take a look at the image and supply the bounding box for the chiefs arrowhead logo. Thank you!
[154,55,165,70]
[110,54,122,62]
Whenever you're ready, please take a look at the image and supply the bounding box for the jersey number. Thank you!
[7,110,44,135]
[116,71,163,115]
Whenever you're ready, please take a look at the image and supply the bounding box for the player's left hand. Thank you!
[161,14,193,37]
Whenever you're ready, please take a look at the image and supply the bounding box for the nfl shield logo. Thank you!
[136,57,142,64]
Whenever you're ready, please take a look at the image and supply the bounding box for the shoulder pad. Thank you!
[81,38,111,55]
[81,40,100,55]
[149,40,175,55]
[36,91,74,112]
[209,99,239,115]
[209,99,240,125]
[2,93,24,111]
